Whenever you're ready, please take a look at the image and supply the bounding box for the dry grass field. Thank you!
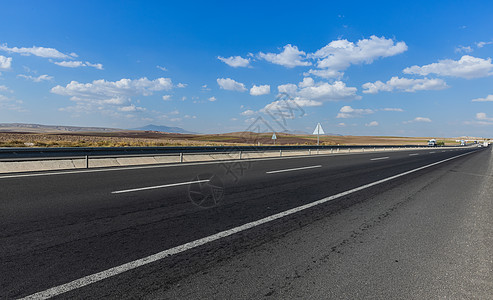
[0,130,463,148]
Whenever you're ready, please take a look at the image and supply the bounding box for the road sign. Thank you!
[312,123,325,135]
[312,123,324,145]
[272,132,277,145]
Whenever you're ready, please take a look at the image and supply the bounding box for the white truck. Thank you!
[428,139,437,147]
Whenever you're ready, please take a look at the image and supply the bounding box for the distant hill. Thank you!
[132,124,195,134]
[0,123,123,133]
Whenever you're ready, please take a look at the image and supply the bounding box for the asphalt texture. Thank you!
[0,146,491,299]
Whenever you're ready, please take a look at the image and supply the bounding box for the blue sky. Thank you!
[0,0,492,137]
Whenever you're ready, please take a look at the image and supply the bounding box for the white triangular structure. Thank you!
[272,132,277,140]
[312,123,325,135]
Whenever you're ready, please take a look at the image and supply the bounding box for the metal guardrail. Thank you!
[0,144,465,160]
[0,145,471,164]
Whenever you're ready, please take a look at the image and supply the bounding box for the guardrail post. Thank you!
[280,150,282,157]
[85,155,89,169]
[239,151,242,159]
[317,148,319,154]
[374,147,376,151]
[308,149,311,155]
[362,148,364,152]
[180,153,183,163]
[348,148,351,153]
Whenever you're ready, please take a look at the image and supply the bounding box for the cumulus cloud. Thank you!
[51,77,172,112]
[0,55,12,70]
[476,41,493,48]
[217,56,250,68]
[17,74,53,82]
[162,95,172,101]
[177,83,187,88]
[258,44,311,68]
[366,121,379,127]
[472,94,493,102]
[208,96,217,102]
[404,117,432,124]
[308,36,407,78]
[54,61,103,69]
[217,78,247,92]
[156,65,167,71]
[277,78,360,104]
[403,55,493,79]
[304,68,343,79]
[250,84,270,96]
[0,44,75,59]
[476,112,493,121]
[362,77,448,93]
[241,109,256,116]
[336,106,374,118]
[455,46,473,53]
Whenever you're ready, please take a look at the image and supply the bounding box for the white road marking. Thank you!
[370,157,389,161]
[266,165,322,174]
[20,150,477,300]
[409,153,419,156]
[429,151,436,153]
[111,180,209,194]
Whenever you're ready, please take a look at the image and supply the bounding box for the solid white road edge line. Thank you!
[409,153,419,156]
[370,157,389,161]
[20,150,477,300]
[266,165,322,174]
[111,180,210,194]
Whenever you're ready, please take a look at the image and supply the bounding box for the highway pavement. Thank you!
[0,146,490,299]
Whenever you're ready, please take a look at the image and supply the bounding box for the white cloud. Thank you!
[118,104,146,112]
[304,68,343,79]
[336,106,374,118]
[476,41,493,48]
[0,85,9,92]
[217,56,250,68]
[208,96,217,102]
[476,112,493,121]
[472,94,493,102]
[337,122,346,127]
[85,62,104,70]
[250,84,270,96]
[279,78,360,103]
[0,44,75,59]
[404,117,432,124]
[156,65,167,71]
[162,95,172,101]
[403,55,493,79]
[366,121,379,127]
[308,36,407,78]
[258,44,311,68]
[54,61,103,69]
[381,108,404,112]
[0,55,12,70]
[217,78,247,92]
[17,74,53,82]
[181,96,187,101]
[51,77,172,112]
[362,76,448,93]
[455,46,473,53]
[241,109,256,116]
[177,83,187,88]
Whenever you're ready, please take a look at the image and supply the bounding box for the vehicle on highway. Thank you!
[428,139,437,147]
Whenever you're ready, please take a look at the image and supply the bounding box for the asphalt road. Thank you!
[0,146,490,299]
